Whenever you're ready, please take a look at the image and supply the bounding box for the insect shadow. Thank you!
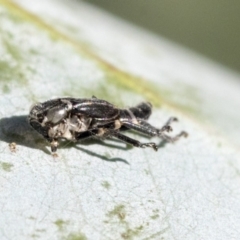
[0,115,50,154]
[0,115,151,164]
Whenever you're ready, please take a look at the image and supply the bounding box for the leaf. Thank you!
[0,0,240,239]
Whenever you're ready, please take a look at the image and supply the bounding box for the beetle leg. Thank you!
[120,117,187,142]
[50,139,59,153]
[76,128,158,151]
[109,131,158,151]
[75,128,115,141]
[75,129,99,141]
[120,118,170,136]
[160,131,188,143]
[29,120,60,155]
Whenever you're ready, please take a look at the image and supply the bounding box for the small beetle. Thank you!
[28,96,187,154]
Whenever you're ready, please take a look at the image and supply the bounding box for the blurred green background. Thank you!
[84,0,240,73]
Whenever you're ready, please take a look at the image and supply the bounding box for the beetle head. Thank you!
[29,100,73,126]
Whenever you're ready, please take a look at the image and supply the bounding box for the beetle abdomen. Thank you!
[129,102,152,120]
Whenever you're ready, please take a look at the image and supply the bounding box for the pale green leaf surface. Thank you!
[0,1,240,240]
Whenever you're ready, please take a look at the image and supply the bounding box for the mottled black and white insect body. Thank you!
[28,96,187,154]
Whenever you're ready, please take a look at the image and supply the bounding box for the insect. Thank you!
[28,96,187,155]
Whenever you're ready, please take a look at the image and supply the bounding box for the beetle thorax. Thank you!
[48,115,92,140]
